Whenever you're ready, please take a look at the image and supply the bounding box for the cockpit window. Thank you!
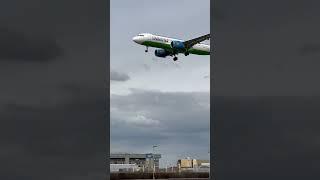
[138,34,144,36]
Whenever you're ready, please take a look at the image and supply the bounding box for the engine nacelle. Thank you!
[154,49,170,58]
[170,41,185,51]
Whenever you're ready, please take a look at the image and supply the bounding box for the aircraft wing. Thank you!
[184,34,210,49]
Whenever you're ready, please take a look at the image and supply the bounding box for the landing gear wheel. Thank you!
[184,52,189,56]
[145,46,148,52]
[173,57,178,61]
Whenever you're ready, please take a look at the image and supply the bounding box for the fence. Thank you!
[110,172,209,180]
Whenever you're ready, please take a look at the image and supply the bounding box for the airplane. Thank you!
[132,33,210,61]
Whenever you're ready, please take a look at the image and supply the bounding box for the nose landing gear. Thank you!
[145,46,148,52]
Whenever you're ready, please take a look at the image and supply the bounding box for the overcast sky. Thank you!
[110,0,210,166]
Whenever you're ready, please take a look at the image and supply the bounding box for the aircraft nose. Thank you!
[133,36,142,44]
[133,36,137,42]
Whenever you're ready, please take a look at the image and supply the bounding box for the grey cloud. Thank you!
[111,90,210,163]
[0,26,63,61]
[110,70,130,81]
[142,64,151,71]
[174,63,181,68]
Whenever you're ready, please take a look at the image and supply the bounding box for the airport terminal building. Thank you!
[110,153,161,172]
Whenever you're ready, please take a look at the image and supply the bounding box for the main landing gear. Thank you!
[145,46,148,52]
[173,56,178,61]
[172,53,178,61]
[184,52,189,56]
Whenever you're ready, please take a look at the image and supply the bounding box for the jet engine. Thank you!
[170,41,185,51]
[154,49,170,58]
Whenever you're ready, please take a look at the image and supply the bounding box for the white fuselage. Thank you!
[133,33,210,55]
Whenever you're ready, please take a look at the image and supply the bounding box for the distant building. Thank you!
[178,159,193,169]
[196,160,210,166]
[177,158,210,172]
[198,162,210,172]
[110,164,139,172]
[110,153,161,172]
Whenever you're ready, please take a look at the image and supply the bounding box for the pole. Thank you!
[153,146,155,179]
[153,163,155,179]
[208,150,210,176]
[152,145,158,180]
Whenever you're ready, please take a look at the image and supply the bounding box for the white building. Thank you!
[110,164,140,172]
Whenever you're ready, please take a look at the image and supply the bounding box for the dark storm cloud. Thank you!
[0,26,63,61]
[110,70,130,81]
